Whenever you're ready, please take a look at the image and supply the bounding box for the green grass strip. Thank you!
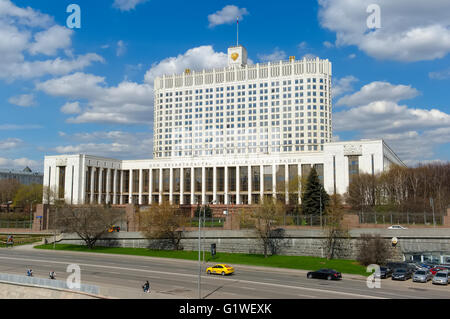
[35,244,368,276]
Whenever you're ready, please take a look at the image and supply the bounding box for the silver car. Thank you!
[432,271,449,285]
[413,269,433,283]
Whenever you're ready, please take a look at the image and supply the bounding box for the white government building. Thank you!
[43,45,404,206]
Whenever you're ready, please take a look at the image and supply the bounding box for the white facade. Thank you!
[43,46,404,206]
[43,140,404,206]
[153,45,332,159]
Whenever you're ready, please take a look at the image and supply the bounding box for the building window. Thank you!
[348,156,359,184]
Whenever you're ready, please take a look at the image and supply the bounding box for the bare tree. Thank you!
[323,194,350,260]
[253,198,285,258]
[140,202,188,250]
[55,205,124,249]
[357,234,392,266]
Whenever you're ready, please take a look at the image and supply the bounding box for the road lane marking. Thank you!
[0,255,386,299]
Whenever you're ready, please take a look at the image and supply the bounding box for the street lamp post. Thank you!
[319,192,323,228]
[198,199,201,299]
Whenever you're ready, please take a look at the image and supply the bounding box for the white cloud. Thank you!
[429,68,450,80]
[336,82,419,107]
[0,157,39,170]
[208,5,248,28]
[297,41,308,51]
[144,45,228,83]
[257,48,286,63]
[28,25,72,56]
[54,131,154,159]
[112,0,148,11]
[0,1,103,81]
[38,45,232,125]
[8,94,36,107]
[0,138,23,150]
[348,53,356,59]
[60,101,81,114]
[332,75,358,98]
[116,40,127,57]
[334,81,450,163]
[0,0,53,28]
[318,0,450,62]
[323,41,334,48]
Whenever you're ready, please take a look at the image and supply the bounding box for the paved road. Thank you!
[0,247,449,299]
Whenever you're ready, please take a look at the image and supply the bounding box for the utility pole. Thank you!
[319,191,323,228]
[198,200,201,299]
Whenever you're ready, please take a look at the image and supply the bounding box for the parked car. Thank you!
[432,271,449,285]
[388,225,408,230]
[307,269,342,280]
[430,267,448,275]
[413,269,433,283]
[379,266,393,279]
[392,268,412,281]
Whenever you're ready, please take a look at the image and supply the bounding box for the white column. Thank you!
[149,169,153,204]
[169,167,174,204]
[119,170,124,204]
[190,168,195,205]
[248,165,252,205]
[236,166,240,205]
[180,167,184,205]
[201,167,206,205]
[90,167,96,204]
[98,168,103,204]
[285,164,289,204]
[113,169,117,205]
[159,168,163,204]
[106,168,111,204]
[129,169,133,204]
[138,169,143,205]
[260,165,264,202]
[213,167,217,203]
[224,166,229,205]
[272,164,276,199]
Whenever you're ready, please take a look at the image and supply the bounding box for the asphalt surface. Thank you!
[0,246,450,299]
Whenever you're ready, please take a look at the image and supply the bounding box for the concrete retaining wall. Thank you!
[0,282,98,299]
[58,228,450,260]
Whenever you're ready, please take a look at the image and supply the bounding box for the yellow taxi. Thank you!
[206,264,235,276]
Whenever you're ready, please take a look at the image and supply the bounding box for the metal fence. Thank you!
[188,217,226,228]
[0,220,32,229]
[358,212,445,225]
[0,273,99,295]
[282,215,327,227]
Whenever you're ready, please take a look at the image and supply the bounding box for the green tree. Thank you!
[301,167,330,215]
[13,184,43,208]
[194,205,212,218]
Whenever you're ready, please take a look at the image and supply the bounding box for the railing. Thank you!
[0,273,99,295]
[358,212,445,225]
[282,215,327,227]
[0,220,33,229]
[188,217,226,228]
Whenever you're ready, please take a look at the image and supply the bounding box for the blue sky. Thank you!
[0,0,449,171]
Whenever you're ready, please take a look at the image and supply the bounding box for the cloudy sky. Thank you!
[0,0,449,170]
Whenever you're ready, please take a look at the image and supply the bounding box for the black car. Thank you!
[307,269,342,280]
[379,266,393,279]
[392,268,412,281]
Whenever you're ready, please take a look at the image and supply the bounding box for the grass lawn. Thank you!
[35,244,368,276]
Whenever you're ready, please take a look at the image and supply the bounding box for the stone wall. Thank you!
[58,228,450,261]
